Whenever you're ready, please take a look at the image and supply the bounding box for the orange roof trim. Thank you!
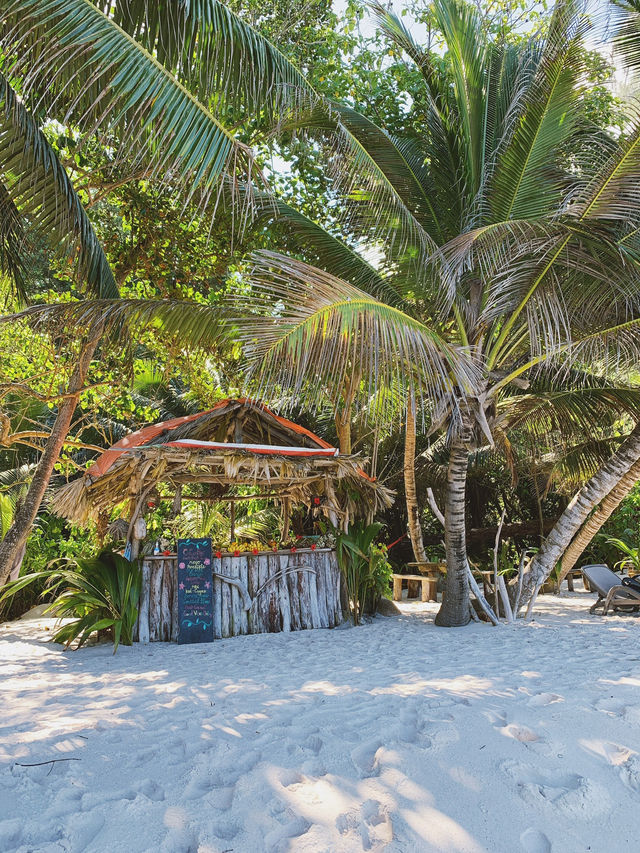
[86,399,335,481]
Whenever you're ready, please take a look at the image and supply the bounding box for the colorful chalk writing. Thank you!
[177,537,214,644]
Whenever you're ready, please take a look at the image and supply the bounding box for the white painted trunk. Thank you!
[558,457,640,583]
[520,424,640,609]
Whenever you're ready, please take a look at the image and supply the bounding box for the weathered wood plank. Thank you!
[149,561,163,641]
[138,560,151,643]
[274,554,291,632]
[221,556,232,638]
[286,556,301,632]
[160,559,173,642]
[319,552,333,628]
[267,554,281,633]
[314,552,329,628]
[239,556,250,635]
[256,554,270,633]
[330,551,343,624]
[230,556,243,636]
[247,555,259,634]
[308,561,321,629]
[170,560,179,641]
[297,556,312,630]
[212,555,222,640]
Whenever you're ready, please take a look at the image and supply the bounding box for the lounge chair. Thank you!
[581,564,640,615]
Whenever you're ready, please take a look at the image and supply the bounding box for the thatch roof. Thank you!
[52,399,393,524]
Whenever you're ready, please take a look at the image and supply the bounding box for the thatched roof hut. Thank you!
[52,398,392,527]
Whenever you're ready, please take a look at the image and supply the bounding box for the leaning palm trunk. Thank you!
[557,457,640,584]
[519,424,640,611]
[404,399,428,564]
[435,437,471,626]
[0,323,102,586]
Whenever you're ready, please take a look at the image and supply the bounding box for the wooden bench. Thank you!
[392,573,438,602]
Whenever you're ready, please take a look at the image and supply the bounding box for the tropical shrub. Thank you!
[336,521,390,625]
[605,536,640,576]
[0,550,141,652]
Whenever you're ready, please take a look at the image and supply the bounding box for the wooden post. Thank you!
[393,575,403,601]
[421,578,429,602]
[171,485,182,518]
[282,497,291,542]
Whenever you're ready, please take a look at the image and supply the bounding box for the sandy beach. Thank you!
[1,593,639,853]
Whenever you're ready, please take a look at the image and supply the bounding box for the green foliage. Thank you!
[604,535,640,575]
[0,550,141,652]
[336,521,390,624]
[580,484,640,567]
[369,543,394,605]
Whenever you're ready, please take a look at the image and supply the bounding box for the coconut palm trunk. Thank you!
[557,456,640,583]
[519,423,640,609]
[435,436,471,626]
[335,415,352,455]
[404,398,428,563]
[0,323,102,586]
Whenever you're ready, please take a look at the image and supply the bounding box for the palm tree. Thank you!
[0,0,315,584]
[228,0,640,625]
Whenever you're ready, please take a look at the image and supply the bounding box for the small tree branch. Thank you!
[426,486,445,526]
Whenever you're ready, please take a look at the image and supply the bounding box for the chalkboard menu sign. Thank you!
[177,537,214,644]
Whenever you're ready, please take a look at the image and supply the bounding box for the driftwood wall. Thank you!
[133,548,342,642]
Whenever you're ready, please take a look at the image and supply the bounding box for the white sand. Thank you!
[1,592,639,853]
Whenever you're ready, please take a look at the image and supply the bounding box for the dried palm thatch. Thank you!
[51,400,393,524]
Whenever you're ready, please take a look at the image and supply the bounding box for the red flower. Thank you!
[296,534,302,540]
[162,550,171,556]
[311,543,317,551]
[252,548,259,555]
[290,546,297,553]
[215,551,222,559]
[233,550,240,557]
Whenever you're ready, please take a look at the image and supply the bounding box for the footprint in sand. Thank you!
[66,811,106,853]
[593,698,640,724]
[502,723,541,743]
[351,739,383,778]
[520,826,552,852]
[421,719,459,752]
[489,710,541,744]
[0,818,22,851]
[501,760,611,818]
[210,816,240,841]
[280,768,305,788]
[595,742,640,793]
[620,754,640,792]
[133,777,165,802]
[528,693,563,708]
[336,799,393,851]
[263,815,311,853]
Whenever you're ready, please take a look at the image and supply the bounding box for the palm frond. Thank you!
[3,297,234,353]
[571,120,640,225]
[430,0,489,198]
[252,193,404,305]
[233,250,477,418]
[611,0,640,71]
[488,1,586,221]
[3,0,265,212]
[0,74,117,298]
[0,180,26,300]
[499,383,640,440]
[97,0,310,116]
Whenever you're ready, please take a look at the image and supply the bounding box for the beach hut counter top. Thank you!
[51,399,393,642]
